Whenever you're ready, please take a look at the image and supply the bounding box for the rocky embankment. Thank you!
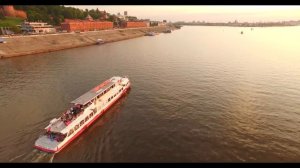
[0,26,176,58]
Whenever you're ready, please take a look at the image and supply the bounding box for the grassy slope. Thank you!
[0,17,24,27]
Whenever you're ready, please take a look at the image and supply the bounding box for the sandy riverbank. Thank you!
[0,26,175,59]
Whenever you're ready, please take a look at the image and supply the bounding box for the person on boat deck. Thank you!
[70,107,74,114]
[61,113,67,121]
[67,113,73,120]
[71,105,81,116]
[49,132,56,141]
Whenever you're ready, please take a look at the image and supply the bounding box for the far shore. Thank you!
[0,26,175,59]
[176,22,300,27]
[179,24,300,27]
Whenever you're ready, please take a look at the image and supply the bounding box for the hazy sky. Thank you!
[68,5,300,22]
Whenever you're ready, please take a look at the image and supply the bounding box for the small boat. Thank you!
[34,76,131,153]
[145,32,155,36]
[0,37,7,43]
[96,39,104,45]
[163,29,171,33]
[175,25,182,29]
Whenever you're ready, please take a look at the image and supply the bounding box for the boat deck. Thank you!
[71,80,114,105]
[35,135,60,151]
[49,118,67,133]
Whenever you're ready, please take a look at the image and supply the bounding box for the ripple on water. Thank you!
[1,26,300,162]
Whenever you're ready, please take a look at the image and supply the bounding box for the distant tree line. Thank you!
[13,5,112,26]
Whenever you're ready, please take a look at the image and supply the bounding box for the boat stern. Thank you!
[34,135,60,153]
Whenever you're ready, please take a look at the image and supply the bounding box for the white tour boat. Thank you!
[34,76,131,153]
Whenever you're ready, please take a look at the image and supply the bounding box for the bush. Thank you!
[10,26,21,34]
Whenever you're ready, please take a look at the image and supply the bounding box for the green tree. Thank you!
[12,5,118,26]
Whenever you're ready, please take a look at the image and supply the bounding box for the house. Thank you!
[61,16,113,32]
[20,21,56,34]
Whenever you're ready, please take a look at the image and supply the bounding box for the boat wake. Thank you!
[9,149,55,163]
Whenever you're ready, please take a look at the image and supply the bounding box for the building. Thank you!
[116,11,129,21]
[61,16,113,32]
[121,21,148,28]
[99,11,108,20]
[145,22,150,27]
[85,14,93,21]
[140,19,150,27]
[158,22,167,26]
[20,21,56,34]
[150,21,158,27]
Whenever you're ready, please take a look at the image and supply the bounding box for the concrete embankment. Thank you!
[0,26,174,58]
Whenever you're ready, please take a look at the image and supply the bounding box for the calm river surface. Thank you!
[0,26,300,162]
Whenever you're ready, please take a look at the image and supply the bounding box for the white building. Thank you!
[117,12,128,21]
[158,22,167,26]
[21,21,56,34]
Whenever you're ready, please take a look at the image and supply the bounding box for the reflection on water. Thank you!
[0,26,300,162]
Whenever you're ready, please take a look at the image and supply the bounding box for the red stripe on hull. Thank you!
[34,85,131,153]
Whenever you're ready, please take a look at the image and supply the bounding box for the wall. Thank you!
[61,20,113,32]
[123,22,148,28]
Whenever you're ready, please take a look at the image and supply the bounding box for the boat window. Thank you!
[68,129,74,137]
[90,112,93,118]
[74,124,79,131]
[93,110,97,115]
[80,120,84,126]
[108,98,110,102]
[85,116,89,122]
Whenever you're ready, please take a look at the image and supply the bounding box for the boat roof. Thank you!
[71,80,115,105]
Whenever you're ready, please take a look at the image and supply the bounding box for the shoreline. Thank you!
[0,26,174,59]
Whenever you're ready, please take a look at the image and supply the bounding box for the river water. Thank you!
[0,26,300,162]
